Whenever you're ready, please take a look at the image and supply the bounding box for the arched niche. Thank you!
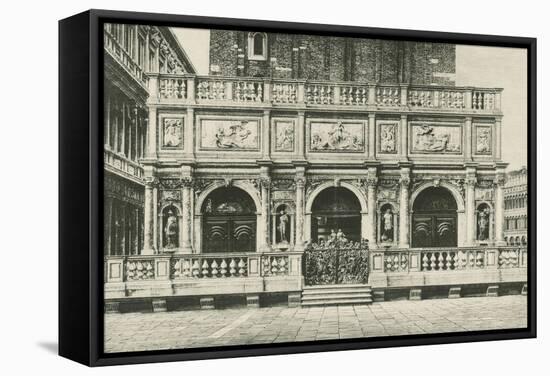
[378,202,398,246]
[411,186,459,248]
[271,202,295,249]
[161,204,180,252]
[476,202,493,243]
[310,186,362,243]
[304,181,368,243]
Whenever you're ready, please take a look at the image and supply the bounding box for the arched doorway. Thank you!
[412,187,458,248]
[311,187,361,243]
[201,187,257,253]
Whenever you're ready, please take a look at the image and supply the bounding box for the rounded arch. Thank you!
[160,202,182,215]
[306,182,367,214]
[195,181,261,216]
[273,202,295,214]
[410,181,465,212]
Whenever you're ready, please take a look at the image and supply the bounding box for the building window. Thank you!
[248,32,268,61]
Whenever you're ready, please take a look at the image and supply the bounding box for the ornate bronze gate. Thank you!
[304,239,369,285]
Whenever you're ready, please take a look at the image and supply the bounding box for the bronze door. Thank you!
[203,215,256,253]
[412,213,457,248]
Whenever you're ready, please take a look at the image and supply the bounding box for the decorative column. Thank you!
[184,108,195,160]
[494,172,506,245]
[399,166,411,248]
[294,169,306,251]
[464,117,473,161]
[465,169,477,246]
[259,169,271,252]
[262,110,271,160]
[368,113,376,160]
[180,176,193,253]
[153,182,159,253]
[365,167,378,245]
[399,114,408,161]
[495,117,502,160]
[142,178,156,255]
[295,111,306,161]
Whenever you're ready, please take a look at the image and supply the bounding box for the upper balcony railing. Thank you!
[104,148,144,180]
[104,29,148,87]
[149,74,502,113]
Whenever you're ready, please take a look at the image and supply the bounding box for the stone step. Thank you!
[303,284,370,290]
[301,298,373,307]
[302,288,372,296]
[302,293,372,301]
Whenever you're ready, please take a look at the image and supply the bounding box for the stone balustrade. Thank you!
[373,246,527,274]
[104,148,144,179]
[150,74,502,113]
[105,252,299,284]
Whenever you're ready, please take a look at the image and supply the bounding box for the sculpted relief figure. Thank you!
[311,122,363,151]
[276,122,294,151]
[380,124,396,153]
[163,119,182,147]
[413,124,459,152]
[476,128,491,153]
[215,121,253,149]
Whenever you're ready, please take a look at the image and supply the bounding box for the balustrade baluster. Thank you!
[201,260,209,277]
[211,260,219,277]
[229,259,237,276]
[220,259,227,277]
[238,258,246,276]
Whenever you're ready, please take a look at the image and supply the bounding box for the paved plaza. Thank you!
[104,295,527,353]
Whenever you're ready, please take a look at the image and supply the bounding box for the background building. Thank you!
[504,167,528,245]
[103,24,195,257]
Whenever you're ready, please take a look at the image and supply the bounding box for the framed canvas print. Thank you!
[59,9,536,366]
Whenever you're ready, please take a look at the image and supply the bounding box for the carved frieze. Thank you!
[411,123,461,153]
[475,126,492,154]
[475,187,494,201]
[200,118,260,150]
[274,120,295,152]
[309,121,364,152]
[272,179,295,190]
[160,190,181,203]
[160,178,182,189]
[162,118,183,148]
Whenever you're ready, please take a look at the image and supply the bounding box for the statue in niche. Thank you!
[164,210,179,249]
[477,207,490,241]
[163,119,182,147]
[277,209,290,243]
[381,208,394,242]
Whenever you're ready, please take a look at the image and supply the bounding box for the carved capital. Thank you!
[465,175,477,186]
[260,177,272,190]
[144,176,159,188]
[494,174,506,186]
[294,176,306,189]
[364,176,378,187]
[181,176,194,188]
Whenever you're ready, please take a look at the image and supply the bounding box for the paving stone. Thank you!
[104,295,527,352]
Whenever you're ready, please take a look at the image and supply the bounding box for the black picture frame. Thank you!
[59,9,537,366]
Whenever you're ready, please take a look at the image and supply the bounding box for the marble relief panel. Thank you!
[410,122,462,154]
[378,121,398,154]
[309,121,364,152]
[199,118,260,150]
[274,120,295,152]
[475,125,492,155]
[161,117,184,149]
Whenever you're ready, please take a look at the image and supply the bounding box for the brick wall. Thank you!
[209,29,456,85]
